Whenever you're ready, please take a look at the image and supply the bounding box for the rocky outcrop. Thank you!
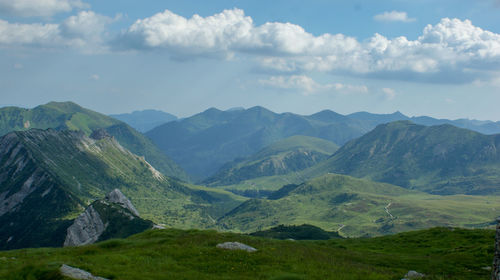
[493,218,500,280]
[105,189,139,216]
[60,264,108,280]
[216,242,257,252]
[90,129,111,140]
[64,189,144,247]
[64,205,106,247]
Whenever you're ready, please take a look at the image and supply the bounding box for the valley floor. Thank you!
[0,227,494,279]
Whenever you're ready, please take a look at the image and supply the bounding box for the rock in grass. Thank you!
[60,264,108,280]
[401,270,425,279]
[216,242,257,252]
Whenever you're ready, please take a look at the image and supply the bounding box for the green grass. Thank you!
[218,174,500,236]
[0,227,494,279]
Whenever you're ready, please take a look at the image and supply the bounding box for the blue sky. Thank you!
[1,0,500,120]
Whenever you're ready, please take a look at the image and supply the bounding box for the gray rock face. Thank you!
[493,218,500,280]
[60,264,108,280]
[105,189,139,217]
[64,205,106,247]
[216,242,257,252]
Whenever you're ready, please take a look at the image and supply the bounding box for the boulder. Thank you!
[402,270,425,279]
[216,242,257,252]
[60,264,108,280]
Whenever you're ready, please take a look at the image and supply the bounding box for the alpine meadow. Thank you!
[1,1,500,279]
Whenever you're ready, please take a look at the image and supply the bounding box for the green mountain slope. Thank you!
[145,106,500,180]
[0,129,242,250]
[204,135,338,186]
[0,101,189,181]
[305,121,500,195]
[146,107,367,180]
[218,174,500,237]
[110,109,177,133]
[0,227,494,279]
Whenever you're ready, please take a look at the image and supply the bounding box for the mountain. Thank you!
[0,102,189,181]
[0,129,242,250]
[110,109,177,133]
[146,106,500,181]
[218,174,499,237]
[203,135,338,186]
[146,107,370,180]
[305,121,500,195]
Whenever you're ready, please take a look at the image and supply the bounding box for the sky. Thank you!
[1,0,500,120]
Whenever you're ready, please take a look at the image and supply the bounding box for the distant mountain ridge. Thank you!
[303,121,500,195]
[204,135,338,186]
[0,102,189,181]
[146,106,500,180]
[110,109,177,133]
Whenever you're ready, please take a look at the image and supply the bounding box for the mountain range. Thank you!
[146,106,500,180]
[1,101,499,250]
[302,121,500,195]
[0,102,189,181]
[110,109,177,133]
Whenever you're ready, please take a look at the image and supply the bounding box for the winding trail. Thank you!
[337,224,346,232]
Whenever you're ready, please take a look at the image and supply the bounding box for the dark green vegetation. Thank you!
[0,102,188,181]
[204,135,338,187]
[0,129,242,249]
[146,106,500,180]
[304,121,500,195]
[218,174,500,236]
[0,227,494,279]
[110,109,177,133]
[250,224,342,240]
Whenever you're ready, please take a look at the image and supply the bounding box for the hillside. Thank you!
[110,109,177,132]
[218,174,500,237]
[146,106,500,180]
[0,102,189,181]
[305,121,500,195]
[204,135,338,186]
[146,107,369,179]
[0,129,242,250]
[0,227,494,279]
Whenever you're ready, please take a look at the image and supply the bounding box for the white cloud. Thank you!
[374,11,416,23]
[0,11,113,52]
[382,88,397,100]
[0,0,88,17]
[259,75,367,95]
[90,74,99,80]
[116,9,500,84]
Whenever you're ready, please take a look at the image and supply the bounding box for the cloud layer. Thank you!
[374,11,416,22]
[0,0,88,17]
[2,7,500,84]
[0,11,112,51]
[259,75,368,95]
[116,9,500,83]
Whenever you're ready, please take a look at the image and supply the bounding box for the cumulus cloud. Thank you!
[0,11,113,52]
[259,75,368,95]
[115,9,500,84]
[374,11,416,22]
[0,0,88,17]
[382,88,397,100]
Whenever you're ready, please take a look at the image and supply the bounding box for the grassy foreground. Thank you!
[0,227,494,280]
